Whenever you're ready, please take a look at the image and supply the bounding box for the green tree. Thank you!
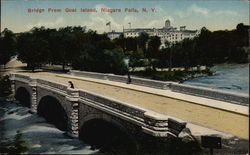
[0,130,29,154]
[113,34,125,50]
[124,37,137,54]
[235,23,249,47]
[128,48,145,69]
[57,27,76,70]
[179,38,197,69]
[146,36,162,70]
[0,75,11,97]
[72,45,98,71]
[146,36,161,59]
[11,130,29,154]
[137,32,149,54]
[195,27,213,66]
[0,28,16,67]
[17,27,50,71]
[103,48,127,74]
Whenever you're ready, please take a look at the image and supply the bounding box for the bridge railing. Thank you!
[78,89,186,137]
[36,79,68,91]
[11,73,31,82]
[170,83,249,105]
[79,90,145,119]
[70,70,171,89]
[70,70,249,105]
[12,73,69,95]
[70,70,107,80]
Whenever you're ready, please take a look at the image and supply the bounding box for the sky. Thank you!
[1,0,249,33]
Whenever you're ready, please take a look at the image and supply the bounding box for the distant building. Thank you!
[107,19,200,48]
[107,30,123,40]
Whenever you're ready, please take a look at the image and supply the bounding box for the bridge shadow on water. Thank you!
[37,96,68,131]
[79,118,201,155]
[15,87,31,108]
[79,118,138,154]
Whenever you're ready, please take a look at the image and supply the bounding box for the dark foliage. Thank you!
[0,75,11,97]
[0,28,17,67]
[0,130,29,154]
[5,23,248,74]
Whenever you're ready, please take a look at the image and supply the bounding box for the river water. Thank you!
[184,64,249,94]
[0,101,98,154]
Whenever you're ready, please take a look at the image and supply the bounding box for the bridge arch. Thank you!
[37,95,69,131]
[79,114,137,152]
[15,87,31,108]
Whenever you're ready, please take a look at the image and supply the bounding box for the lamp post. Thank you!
[125,58,131,84]
[127,67,131,84]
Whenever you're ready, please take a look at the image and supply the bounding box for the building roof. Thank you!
[124,28,154,33]
[107,31,123,35]
[123,27,198,34]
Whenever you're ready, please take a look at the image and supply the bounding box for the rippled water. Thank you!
[0,101,97,154]
[184,64,249,94]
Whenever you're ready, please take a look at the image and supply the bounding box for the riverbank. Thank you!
[131,67,214,82]
[0,98,6,141]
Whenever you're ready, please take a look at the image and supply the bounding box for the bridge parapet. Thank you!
[78,89,186,137]
[10,73,31,83]
[170,83,249,105]
[37,79,68,91]
[70,70,249,105]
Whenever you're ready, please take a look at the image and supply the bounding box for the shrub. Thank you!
[0,75,11,97]
[0,130,29,154]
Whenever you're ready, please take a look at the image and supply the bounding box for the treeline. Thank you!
[0,23,249,75]
[0,29,17,68]
[113,23,249,70]
[15,26,127,74]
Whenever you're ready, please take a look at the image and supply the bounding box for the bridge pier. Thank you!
[66,88,80,137]
[29,78,38,112]
[9,74,16,98]
[70,102,79,136]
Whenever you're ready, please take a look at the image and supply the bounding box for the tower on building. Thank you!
[165,19,171,29]
[180,26,186,31]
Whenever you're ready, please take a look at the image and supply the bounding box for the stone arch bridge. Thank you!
[10,73,186,147]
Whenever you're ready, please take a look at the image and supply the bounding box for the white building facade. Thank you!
[107,20,200,48]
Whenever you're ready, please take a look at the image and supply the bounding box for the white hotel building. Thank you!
[107,19,200,48]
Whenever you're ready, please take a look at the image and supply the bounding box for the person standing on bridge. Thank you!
[68,81,74,89]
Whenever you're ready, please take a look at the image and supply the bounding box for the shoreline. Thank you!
[0,98,7,142]
[130,69,214,83]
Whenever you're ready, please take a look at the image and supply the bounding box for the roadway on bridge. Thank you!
[21,71,249,139]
